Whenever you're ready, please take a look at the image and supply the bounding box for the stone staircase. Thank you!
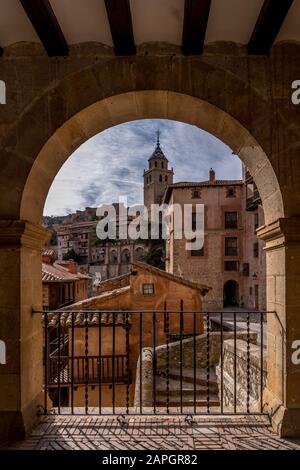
[154,367,220,408]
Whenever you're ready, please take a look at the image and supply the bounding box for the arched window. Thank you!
[155,161,158,167]
[121,249,130,263]
[159,174,162,182]
[134,247,144,261]
[110,250,118,264]
[165,175,168,182]
[161,162,164,169]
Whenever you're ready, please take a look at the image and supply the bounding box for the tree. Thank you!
[62,249,81,264]
[140,239,165,269]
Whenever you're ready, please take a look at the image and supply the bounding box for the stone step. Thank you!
[155,376,218,395]
[156,367,217,388]
[155,397,220,407]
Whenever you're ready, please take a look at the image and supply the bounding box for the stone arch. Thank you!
[18,89,284,226]
[121,248,131,264]
[0,56,286,225]
[134,246,145,261]
[2,54,297,440]
[109,249,118,264]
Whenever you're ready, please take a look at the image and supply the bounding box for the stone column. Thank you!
[258,217,300,437]
[0,220,50,442]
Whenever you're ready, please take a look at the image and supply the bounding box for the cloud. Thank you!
[44,119,242,216]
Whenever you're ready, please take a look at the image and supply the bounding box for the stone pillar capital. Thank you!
[257,217,300,250]
[0,220,51,250]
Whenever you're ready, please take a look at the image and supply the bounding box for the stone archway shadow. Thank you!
[20,90,284,226]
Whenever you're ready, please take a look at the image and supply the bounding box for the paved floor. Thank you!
[9,415,300,450]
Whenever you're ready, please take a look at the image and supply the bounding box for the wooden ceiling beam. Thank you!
[182,0,211,55]
[19,0,69,56]
[248,0,294,55]
[104,0,136,56]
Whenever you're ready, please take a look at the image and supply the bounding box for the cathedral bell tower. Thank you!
[143,132,174,210]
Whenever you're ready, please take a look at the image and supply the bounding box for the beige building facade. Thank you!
[163,169,266,311]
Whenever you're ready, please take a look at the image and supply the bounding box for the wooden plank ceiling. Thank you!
[248,0,294,54]
[0,1,296,57]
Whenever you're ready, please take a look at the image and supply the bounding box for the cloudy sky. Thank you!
[44,119,242,216]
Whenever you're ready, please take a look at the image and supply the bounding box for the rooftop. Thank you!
[132,261,211,296]
[163,179,243,204]
[42,262,90,283]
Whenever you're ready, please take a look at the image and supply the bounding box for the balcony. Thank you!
[246,188,262,211]
[48,354,129,388]
[43,309,268,417]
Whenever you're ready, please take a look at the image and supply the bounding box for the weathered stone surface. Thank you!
[155,331,257,370]
[216,339,267,411]
[1,41,300,440]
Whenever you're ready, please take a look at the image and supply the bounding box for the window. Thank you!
[161,162,164,169]
[159,174,162,182]
[191,245,204,257]
[254,212,259,232]
[155,161,158,167]
[225,237,238,256]
[225,212,238,229]
[253,242,259,258]
[243,263,250,276]
[226,187,236,198]
[142,283,154,295]
[224,261,239,271]
[165,175,168,182]
[191,212,203,231]
[191,189,201,199]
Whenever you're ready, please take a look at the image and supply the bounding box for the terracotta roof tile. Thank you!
[45,311,128,328]
[42,263,80,283]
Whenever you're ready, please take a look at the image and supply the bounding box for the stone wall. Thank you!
[155,331,257,371]
[216,339,267,411]
[1,41,300,438]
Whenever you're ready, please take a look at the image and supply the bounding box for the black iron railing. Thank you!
[48,354,129,387]
[42,310,275,416]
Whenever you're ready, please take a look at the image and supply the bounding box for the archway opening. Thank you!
[1,89,287,438]
[223,280,240,308]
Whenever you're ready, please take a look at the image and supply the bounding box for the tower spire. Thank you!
[156,129,160,146]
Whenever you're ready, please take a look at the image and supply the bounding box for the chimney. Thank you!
[42,250,55,265]
[57,259,78,274]
[209,168,216,184]
[65,259,78,274]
